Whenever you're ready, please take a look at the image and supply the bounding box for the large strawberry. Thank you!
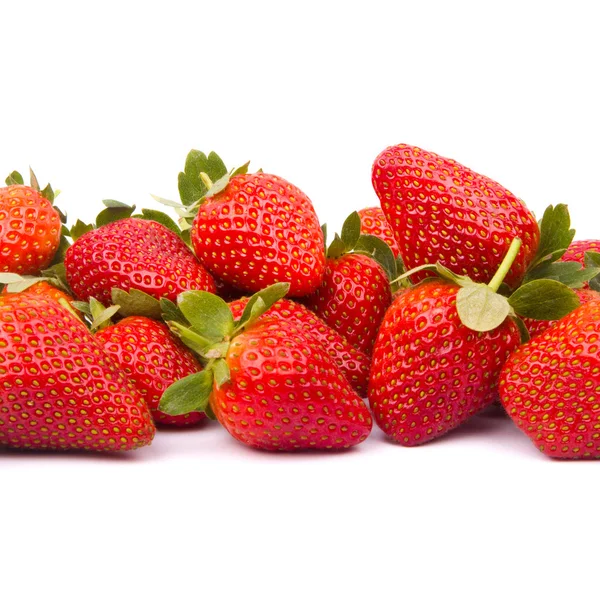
[229,296,371,396]
[64,204,215,308]
[500,299,600,459]
[0,170,64,275]
[0,293,155,451]
[357,206,401,257]
[159,284,372,451]
[304,211,394,354]
[371,143,540,289]
[94,315,206,427]
[369,238,583,446]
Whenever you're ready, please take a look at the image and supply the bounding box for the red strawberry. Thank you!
[500,299,600,459]
[95,316,206,427]
[357,207,401,257]
[371,144,540,289]
[190,171,325,297]
[562,239,600,265]
[0,293,155,451]
[229,297,371,396]
[159,284,372,451]
[369,280,521,445]
[0,179,62,275]
[1,280,75,307]
[65,217,216,306]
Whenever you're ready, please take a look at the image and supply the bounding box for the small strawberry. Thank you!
[229,296,371,396]
[0,170,64,275]
[371,143,540,289]
[369,238,582,445]
[159,283,372,451]
[0,293,155,451]
[500,299,600,459]
[357,207,401,257]
[64,204,215,308]
[303,212,394,355]
[94,315,206,427]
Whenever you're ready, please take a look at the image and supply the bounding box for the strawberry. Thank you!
[371,143,540,289]
[303,212,394,355]
[562,239,600,265]
[500,299,600,459]
[0,293,155,451]
[65,213,216,307]
[229,296,371,396]
[0,171,63,275]
[1,280,75,307]
[159,284,372,450]
[357,207,401,257]
[95,316,206,427]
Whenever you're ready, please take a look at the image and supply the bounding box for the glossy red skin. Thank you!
[561,240,600,289]
[191,172,325,297]
[0,294,155,451]
[500,300,600,459]
[371,144,540,289]
[65,218,215,305]
[229,297,371,396]
[357,206,401,257]
[523,289,600,339]
[369,281,520,446]
[95,316,205,426]
[303,253,392,355]
[0,185,61,275]
[211,318,372,451]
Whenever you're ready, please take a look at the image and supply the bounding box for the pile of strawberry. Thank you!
[2,145,600,459]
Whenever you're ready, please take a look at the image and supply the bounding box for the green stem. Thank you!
[487,238,522,292]
[390,263,437,285]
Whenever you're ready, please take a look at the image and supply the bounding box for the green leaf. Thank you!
[530,204,574,269]
[236,282,290,331]
[71,301,92,316]
[90,298,120,331]
[340,212,361,251]
[41,263,69,290]
[102,199,132,209]
[54,206,67,224]
[152,194,185,209]
[213,359,231,387]
[585,251,600,292]
[524,261,600,288]
[203,172,231,199]
[5,171,24,186]
[511,315,531,344]
[40,183,55,204]
[0,274,48,293]
[321,223,327,246]
[111,288,162,319]
[178,171,206,206]
[168,321,214,356]
[96,202,136,228]
[229,161,250,178]
[508,279,580,320]
[456,284,511,332]
[29,167,40,192]
[177,291,234,343]
[159,370,214,416]
[327,233,347,259]
[49,234,71,266]
[135,209,182,236]
[354,234,397,282]
[70,219,94,241]
[160,298,187,324]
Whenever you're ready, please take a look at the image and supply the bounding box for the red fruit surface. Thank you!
[371,144,540,289]
[0,185,61,275]
[523,288,600,339]
[1,280,75,306]
[95,316,205,426]
[369,280,520,446]
[303,253,391,355]
[229,297,371,396]
[357,206,401,257]
[561,240,600,289]
[64,218,215,305]
[0,294,155,451]
[500,299,600,459]
[211,318,372,450]
[191,172,325,297]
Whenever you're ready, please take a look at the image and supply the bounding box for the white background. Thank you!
[1,1,599,599]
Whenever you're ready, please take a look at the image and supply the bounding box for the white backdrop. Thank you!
[1,1,599,599]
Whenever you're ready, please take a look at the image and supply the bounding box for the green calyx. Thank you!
[0,264,72,295]
[72,297,121,331]
[158,282,290,417]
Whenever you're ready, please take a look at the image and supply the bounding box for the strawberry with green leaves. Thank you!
[357,206,401,257]
[0,292,155,451]
[303,212,394,355]
[371,143,540,289]
[159,283,372,450]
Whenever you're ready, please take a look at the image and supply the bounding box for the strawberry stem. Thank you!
[487,238,522,292]
[200,172,213,189]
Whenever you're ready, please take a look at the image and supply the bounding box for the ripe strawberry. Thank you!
[95,316,206,426]
[500,299,600,459]
[357,207,401,257]
[562,239,600,265]
[371,143,540,289]
[369,280,521,445]
[159,284,372,451]
[190,171,325,296]
[1,280,75,307]
[0,293,155,451]
[0,176,62,275]
[229,297,371,396]
[65,217,216,306]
